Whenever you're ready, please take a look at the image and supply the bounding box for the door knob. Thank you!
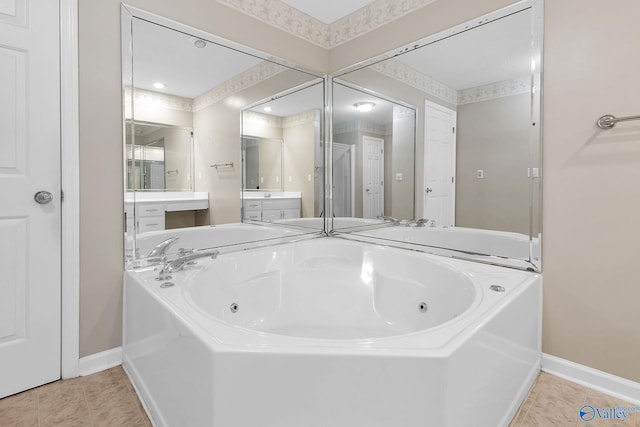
[426,188,433,193]
[34,191,54,204]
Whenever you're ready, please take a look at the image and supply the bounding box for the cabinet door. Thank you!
[282,208,301,219]
[261,209,283,222]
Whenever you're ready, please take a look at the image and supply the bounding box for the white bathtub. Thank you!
[128,223,319,264]
[342,225,541,270]
[123,238,541,427]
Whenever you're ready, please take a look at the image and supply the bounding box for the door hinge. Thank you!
[61,189,65,202]
[452,176,455,183]
[452,126,455,133]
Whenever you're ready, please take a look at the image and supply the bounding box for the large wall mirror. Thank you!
[330,80,416,224]
[122,0,542,271]
[240,81,325,228]
[331,0,542,270]
[122,6,325,262]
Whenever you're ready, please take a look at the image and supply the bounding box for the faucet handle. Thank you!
[147,236,179,262]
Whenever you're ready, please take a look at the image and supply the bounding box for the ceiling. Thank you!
[279,0,376,24]
[131,17,266,99]
[393,9,532,90]
[130,6,533,112]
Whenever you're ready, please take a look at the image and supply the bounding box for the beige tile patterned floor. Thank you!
[1,367,638,426]
[0,366,151,427]
[510,372,640,427]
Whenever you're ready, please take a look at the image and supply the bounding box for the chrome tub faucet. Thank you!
[157,249,220,280]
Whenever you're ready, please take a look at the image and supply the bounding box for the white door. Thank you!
[424,101,456,226]
[362,136,384,219]
[332,143,354,217]
[0,0,61,397]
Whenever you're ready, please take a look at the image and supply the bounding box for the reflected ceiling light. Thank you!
[263,106,272,113]
[153,82,166,90]
[190,37,207,48]
[354,102,375,112]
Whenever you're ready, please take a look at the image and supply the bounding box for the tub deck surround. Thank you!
[339,225,541,271]
[127,223,322,266]
[123,238,542,427]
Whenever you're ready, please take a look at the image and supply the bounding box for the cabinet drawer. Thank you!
[243,210,262,221]
[242,200,262,210]
[137,216,165,232]
[261,198,299,210]
[137,203,165,217]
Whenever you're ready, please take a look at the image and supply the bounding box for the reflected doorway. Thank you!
[424,100,456,226]
[362,136,384,219]
[333,143,355,217]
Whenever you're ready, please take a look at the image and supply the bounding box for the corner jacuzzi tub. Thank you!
[124,238,541,427]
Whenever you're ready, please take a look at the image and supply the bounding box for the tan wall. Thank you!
[391,109,415,220]
[283,116,317,217]
[456,94,530,234]
[541,0,640,382]
[78,0,326,357]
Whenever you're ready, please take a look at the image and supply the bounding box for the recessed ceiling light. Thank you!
[153,82,166,90]
[263,106,272,113]
[354,102,375,112]
[189,37,207,49]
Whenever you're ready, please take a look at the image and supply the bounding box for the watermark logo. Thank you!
[579,404,640,422]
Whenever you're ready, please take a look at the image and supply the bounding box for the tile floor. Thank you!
[0,366,151,427]
[0,367,637,426]
[510,372,639,427]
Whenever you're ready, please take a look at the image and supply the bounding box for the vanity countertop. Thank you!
[125,191,208,203]
[124,191,209,214]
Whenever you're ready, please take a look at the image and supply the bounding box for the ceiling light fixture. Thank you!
[153,82,166,90]
[354,102,375,112]
[263,106,272,113]
[189,37,207,48]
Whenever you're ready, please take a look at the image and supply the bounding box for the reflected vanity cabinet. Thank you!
[125,192,209,233]
[242,193,301,222]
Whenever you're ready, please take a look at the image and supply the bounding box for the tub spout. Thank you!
[157,249,220,279]
[377,215,400,224]
[147,237,179,262]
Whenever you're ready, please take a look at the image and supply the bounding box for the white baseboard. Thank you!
[542,353,640,405]
[79,347,123,377]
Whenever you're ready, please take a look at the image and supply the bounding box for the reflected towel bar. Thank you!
[596,114,640,129]
[211,162,234,169]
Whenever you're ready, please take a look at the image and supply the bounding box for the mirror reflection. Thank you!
[331,81,415,221]
[124,11,325,262]
[122,0,542,271]
[126,122,193,191]
[241,137,283,191]
[333,2,541,269]
[241,82,324,226]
